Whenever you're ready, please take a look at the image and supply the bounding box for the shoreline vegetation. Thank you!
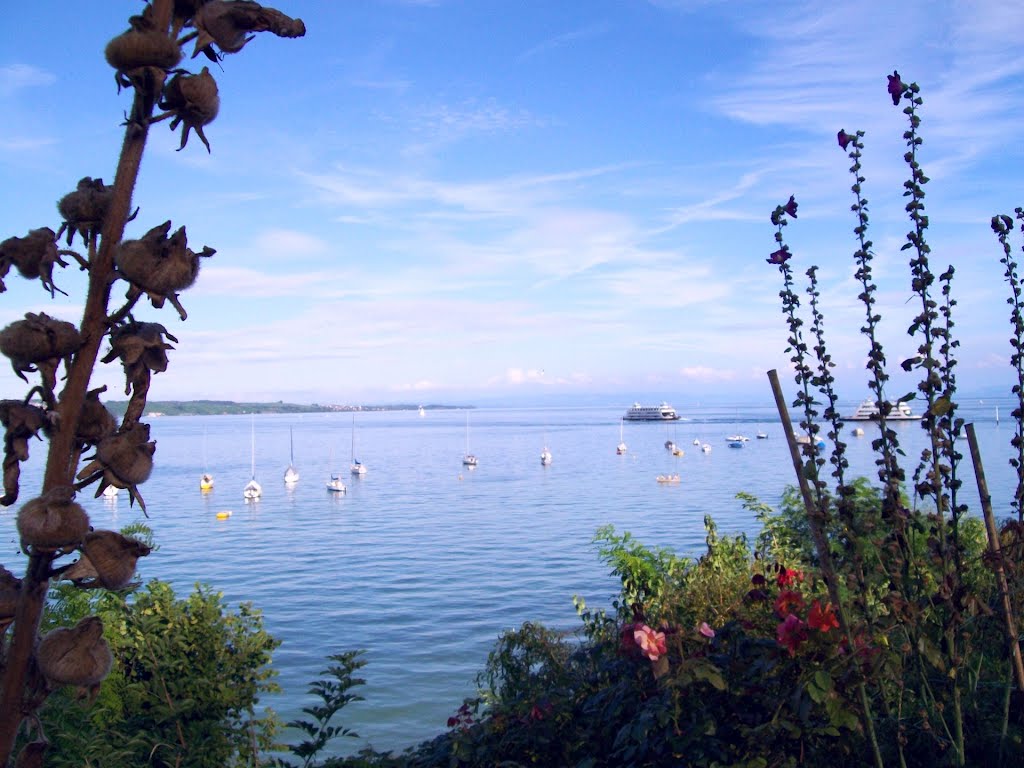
[103,401,470,418]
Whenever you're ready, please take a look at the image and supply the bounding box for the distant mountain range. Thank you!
[103,400,467,417]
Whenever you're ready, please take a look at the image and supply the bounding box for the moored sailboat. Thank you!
[462,412,478,467]
[243,417,262,501]
[350,414,366,476]
[284,427,299,484]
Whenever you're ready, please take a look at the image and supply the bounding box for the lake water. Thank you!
[0,398,1019,755]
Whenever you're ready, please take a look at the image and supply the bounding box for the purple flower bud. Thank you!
[837,130,854,150]
[783,195,798,218]
[887,70,905,106]
[767,248,790,265]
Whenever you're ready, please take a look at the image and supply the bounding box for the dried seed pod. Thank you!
[76,386,117,448]
[172,0,206,36]
[14,741,47,768]
[56,177,114,247]
[77,423,156,511]
[114,221,214,320]
[0,566,22,623]
[191,0,306,61]
[0,400,48,506]
[68,530,151,590]
[105,19,182,74]
[0,313,82,397]
[16,488,90,552]
[0,228,69,297]
[101,322,178,425]
[36,616,113,689]
[59,553,100,588]
[159,67,219,152]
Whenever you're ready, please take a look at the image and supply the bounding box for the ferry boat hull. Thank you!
[843,399,921,421]
[623,402,680,421]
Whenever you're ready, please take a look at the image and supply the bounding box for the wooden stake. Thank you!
[965,422,1024,691]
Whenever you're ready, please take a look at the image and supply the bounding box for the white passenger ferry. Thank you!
[844,399,921,421]
[623,402,680,421]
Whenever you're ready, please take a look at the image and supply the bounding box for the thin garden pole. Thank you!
[768,369,884,768]
[964,422,1024,691]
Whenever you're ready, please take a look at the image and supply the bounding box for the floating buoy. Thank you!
[215,510,232,520]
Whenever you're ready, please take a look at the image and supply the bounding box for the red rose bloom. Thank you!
[777,614,808,656]
[774,589,805,618]
[808,600,840,632]
[776,567,804,588]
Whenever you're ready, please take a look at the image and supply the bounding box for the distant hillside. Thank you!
[102,401,465,417]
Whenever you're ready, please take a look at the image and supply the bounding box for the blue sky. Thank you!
[1,0,1023,406]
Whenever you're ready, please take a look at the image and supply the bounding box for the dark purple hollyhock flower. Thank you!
[838,130,854,150]
[783,195,798,218]
[887,70,905,106]
[767,248,791,265]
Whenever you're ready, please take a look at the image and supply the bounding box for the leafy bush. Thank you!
[38,566,280,768]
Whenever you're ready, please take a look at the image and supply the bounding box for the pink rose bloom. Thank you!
[699,622,715,639]
[633,624,668,661]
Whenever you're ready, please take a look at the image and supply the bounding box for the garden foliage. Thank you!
[37,527,280,768]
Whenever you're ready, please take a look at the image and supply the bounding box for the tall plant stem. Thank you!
[0,2,174,761]
[965,423,1024,690]
[768,369,885,768]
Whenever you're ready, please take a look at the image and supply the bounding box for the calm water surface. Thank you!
[1,399,1018,755]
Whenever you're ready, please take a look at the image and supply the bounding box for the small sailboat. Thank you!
[243,417,262,501]
[462,412,478,467]
[350,414,366,476]
[326,472,347,493]
[540,421,552,466]
[102,485,120,499]
[418,405,426,417]
[667,425,682,455]
[616,418,627,455]
[200,428,214,491]
[326,449,347,493]
[284,427,300,484]
[701,442,712,454]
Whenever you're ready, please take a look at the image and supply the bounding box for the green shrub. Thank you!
[39,568,280,768]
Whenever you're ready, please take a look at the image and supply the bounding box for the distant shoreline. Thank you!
[102,400,470,418]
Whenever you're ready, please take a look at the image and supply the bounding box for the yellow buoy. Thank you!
[215,510,232,520]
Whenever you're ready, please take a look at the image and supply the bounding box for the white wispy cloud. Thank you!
[0,64,55,94]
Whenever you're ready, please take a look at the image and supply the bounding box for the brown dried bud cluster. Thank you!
[0,400,49,507]
[56,177,114,248]
[0,228,70,297]
[16,487,90,552]
[160,67,220,152]
[76,386,117,449]
[61,530,151,590]
[103,321,178,426]
[0,313,82,403]
[0,567,22,628]
[36,616,113,690]
[115,221,215,321]
[104,14,182,74]
[191,0,306,61]
[77,423,156,511]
